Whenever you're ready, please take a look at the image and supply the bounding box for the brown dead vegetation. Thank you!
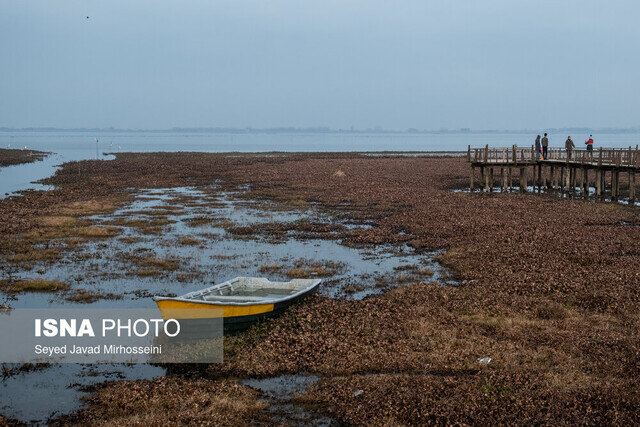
[64,289,122,303]
[4,152,640,424]
[132,257,179,271]
[56,377,268,425]
[39,216,79,227]
[0,279,69,292]
[259,264,283,273]
[177,237,201,246]
[0,148,48,167]
[55,197,130,217]
[285,260,343,279]
[6,248,61,263]
[76,226,121,238]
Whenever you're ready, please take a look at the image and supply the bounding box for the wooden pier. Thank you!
[467,145,640,203]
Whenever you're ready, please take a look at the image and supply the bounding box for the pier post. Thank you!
[567,166,576,193]
[630,171,636,204]
[551,165,556,190]
[630,170,636,204]
[612,171,618,201]
[484,167,490,192]
[596,169,602,197]
[501,168,506,192]
[583,168,588,198]
[560,166,565,191]
[470,166,475,192]
[545,165,550,189]
[490,168,494,192]
[577,167,582,192]
[520,167,527,193]
[537,165,542,192]
[598,147,602,166]
[570,167,576,195]
[508,168,513,192]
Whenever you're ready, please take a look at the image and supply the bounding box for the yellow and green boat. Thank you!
[154,277,321,332]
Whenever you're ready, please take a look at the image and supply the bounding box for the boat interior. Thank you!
[183,277,319,303]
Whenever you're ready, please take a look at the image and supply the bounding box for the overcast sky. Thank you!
[1,0,639,130]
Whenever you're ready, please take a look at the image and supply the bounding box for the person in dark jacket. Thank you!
[565,136,575,159]
[534,135,542,160]
[541,133,549,159]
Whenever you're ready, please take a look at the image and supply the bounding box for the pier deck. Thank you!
[467,145,640,202]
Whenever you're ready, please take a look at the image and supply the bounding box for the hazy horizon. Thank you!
[2,1,639,130]
[2,125,640,134]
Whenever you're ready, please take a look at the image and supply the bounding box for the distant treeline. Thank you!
[1,126,640,134]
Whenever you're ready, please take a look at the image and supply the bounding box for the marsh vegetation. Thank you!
[2,152,637,424]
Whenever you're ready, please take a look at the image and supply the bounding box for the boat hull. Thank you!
[155,286,316,333]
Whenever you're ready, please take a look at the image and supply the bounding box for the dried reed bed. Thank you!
[0,279,69,292]
[3,152,640,423]
[55,377,268,425]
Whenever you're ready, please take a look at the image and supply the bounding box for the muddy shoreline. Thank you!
[1,152,640,424]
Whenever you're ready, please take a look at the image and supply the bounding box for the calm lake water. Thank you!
[1,131,640,197]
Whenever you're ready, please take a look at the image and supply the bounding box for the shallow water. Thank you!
[0,186,452,423]
[242,375,335,426]
[0,364,165,424]
[7,187,448,310]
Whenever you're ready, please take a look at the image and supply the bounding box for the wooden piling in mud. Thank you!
[484,168,489,192]
[489,168,494,192]
[470,166,475,192]
[567,167,573,193]
[520,168,526,193]
[577,167,583,194]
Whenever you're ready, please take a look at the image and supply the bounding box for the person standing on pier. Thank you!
[535,135,542,160]
[585,134,594,151]
[541,133,549,159]
[565,136,575,159]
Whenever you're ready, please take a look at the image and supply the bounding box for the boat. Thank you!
[153,277,321,332]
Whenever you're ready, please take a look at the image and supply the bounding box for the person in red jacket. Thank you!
[585,134,594,151]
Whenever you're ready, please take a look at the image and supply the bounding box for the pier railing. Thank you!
[468,145,640,168]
